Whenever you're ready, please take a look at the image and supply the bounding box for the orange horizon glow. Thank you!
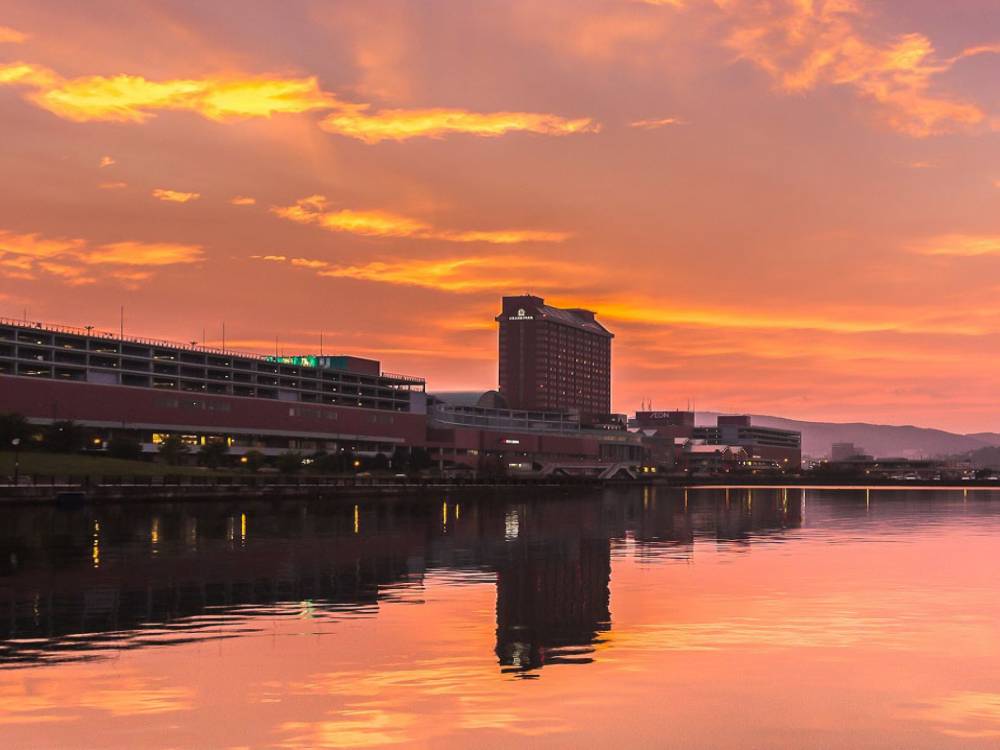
[0,0,999,432]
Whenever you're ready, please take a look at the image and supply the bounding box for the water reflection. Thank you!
[1,488,802,672]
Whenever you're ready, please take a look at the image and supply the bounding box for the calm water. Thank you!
[2,487,1000,748]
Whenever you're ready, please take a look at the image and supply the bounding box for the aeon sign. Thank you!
[508,307,534,321]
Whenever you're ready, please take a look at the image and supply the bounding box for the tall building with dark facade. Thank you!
[496,295,613,417]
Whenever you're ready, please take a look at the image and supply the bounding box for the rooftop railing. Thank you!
[0,317,426,385]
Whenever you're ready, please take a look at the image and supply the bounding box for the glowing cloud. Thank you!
[85,241,203,266]
[255,253,593,293]
[98,181,127,190]
[152,188,200,203]
[911,234,1000,257]
[630,117,683,129]
[229,195,256,206]
[717,0,994,137]
[99,155,115,168]
[272,195,570,243]
[0,229,83,258]
[0,26,27,44]
[319,106,599,143]
[0,62,336,122]
[0,227,202,286]
[0,61,599,144]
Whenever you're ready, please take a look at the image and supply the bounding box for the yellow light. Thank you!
[240,512,247,545]
[353,504,359,534]
[353,459,361,468]
[442,501,448,530]
[240,455,248,463]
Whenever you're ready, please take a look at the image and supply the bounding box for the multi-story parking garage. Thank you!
[0,318,427,456]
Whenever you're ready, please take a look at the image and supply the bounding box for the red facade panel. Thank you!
[0,376,426,444]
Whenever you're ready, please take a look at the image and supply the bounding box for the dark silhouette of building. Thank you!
[496,295,613,417]
[493,501,612,674]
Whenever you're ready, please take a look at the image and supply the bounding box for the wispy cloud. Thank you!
[630,116,683,129]
[0,60,600,143]
[99,155,115,168]
[319,106,599,143]
[254,253,593,293]
[229,195,256,206]
[717,0,998,137]
[84,241,203,266]
[99,181,127,190]
[910,234,1000,257]
[152,188,200,203]
[0,26,27,44]
[271,195,570,244]
[0,228,201,286]
[0,63,336,122]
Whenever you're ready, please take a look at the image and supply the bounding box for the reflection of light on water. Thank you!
[504,509,519,541]
[0,672,194,722]
[150,517,160,555]
[280,708,416,749]
[442,501,448,532]
[185,516,197,550]
[240,512,247,546]
[507,641,530,668]
[906,691,1000,739]
[91,520,100,569]
[353,504,359,535]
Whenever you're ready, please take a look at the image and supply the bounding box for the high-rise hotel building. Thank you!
[496,295,613,417]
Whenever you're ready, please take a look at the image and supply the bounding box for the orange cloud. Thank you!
[0,61,600,144]
[0,229,83,258]
[910,234,1000,257]
[271,195,570,243]
[0,26,27,44]
[630,117,683,129]
[229,195,256,206]
[0,62,336,122]
[319,106,599,143]
[37,261,95,286]
[84,241,203,266]
[0,228,202,286]
[718,0,993,137]
[152,188,200,203]
[255,253,592,293]
[98,181,127,190]
[99,155,115,167]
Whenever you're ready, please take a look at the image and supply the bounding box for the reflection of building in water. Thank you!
[0,500,431,666]
[0,489,802,671]
[493,501,611,675]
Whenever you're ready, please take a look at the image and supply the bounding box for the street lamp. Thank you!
[11,438,20,486]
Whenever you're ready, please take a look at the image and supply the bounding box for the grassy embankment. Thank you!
[0,451,232,477]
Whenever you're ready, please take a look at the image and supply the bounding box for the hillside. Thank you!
[699,413,1000,459]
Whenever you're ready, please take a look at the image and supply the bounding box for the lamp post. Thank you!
[11,438,20,486]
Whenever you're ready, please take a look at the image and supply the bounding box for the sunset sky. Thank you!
[1,0,998,432]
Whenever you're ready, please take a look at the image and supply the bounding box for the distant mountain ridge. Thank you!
[698,413,1000,459]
